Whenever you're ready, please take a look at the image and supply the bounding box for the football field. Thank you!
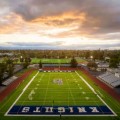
[5,71,116,116]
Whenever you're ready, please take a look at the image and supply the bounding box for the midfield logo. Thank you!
[8,106,114,116]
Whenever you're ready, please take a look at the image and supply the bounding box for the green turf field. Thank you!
[0,70,120,120]
[15,72,104,106]
[31,58,87,64]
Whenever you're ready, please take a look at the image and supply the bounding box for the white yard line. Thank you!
[75,71,117,116]
[18,91,93,93]
[65,73,76,105]
[97,90,104,98]
[27,88,82,89]
[105,94,120,113]
[18,100,99,103]
[4,71,39,116]
[43,72,50,105]
[5,114,117,117]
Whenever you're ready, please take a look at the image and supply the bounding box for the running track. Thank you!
[80,68,120,103]
[0,69,34,102]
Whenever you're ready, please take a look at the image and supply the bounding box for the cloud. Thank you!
[1,0,120,35]
[0,41,65,50]
[0,0,120,49]
[0,41,120,50]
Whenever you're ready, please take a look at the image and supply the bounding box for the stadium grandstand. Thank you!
[2,76,18,86]
[98,69,120,88]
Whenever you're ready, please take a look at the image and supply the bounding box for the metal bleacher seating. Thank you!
[99,72,111,78]
[2,76,18,86]
[112,80,120,88]
[98,72,120,88]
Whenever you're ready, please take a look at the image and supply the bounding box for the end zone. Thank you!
[6,105,115,116]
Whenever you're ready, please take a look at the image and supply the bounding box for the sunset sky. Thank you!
[0,0,120,49]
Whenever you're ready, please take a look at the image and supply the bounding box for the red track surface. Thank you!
[80,68,120,103]
[0,69,34,102]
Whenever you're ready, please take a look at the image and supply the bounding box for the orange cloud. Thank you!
[0,11,87,37]
[0,11,101,40]
[0,13,25,33]
[31,11,87,27]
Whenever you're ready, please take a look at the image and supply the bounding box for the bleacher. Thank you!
[2,76,18,86]
[99,72,111,78]
[14,65,23,73]
[98,71,120,88]
[112,80,120,88]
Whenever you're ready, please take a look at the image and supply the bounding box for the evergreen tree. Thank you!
[8,64,14,77]
[85,51,90,59]
[70,57,78,68]
[5,58,14,77]
[109,58,119,68]
[0,63,7,85]
[109,53,119,68]
[39,60,42,68]
[23,57,30,69]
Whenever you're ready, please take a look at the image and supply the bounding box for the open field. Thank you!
[0,58,87,64]
[31,58,87,64]
[0,70,120,120]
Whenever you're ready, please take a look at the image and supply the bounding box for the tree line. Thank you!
[0,49,120,60]
[0,50,119,84]
[0,57,32,86]
[0,58,14,85]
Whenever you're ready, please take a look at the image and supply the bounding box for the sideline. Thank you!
[75,71,117,116]
[5,71,39,116]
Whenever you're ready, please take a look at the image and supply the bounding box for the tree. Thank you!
[21,56,31,69]
[109,53,119,68]
[7,64,14,77]
[23,58,30,69]
[92,50,104,61]
[70,57,78,68]
[27,57,31,63]
[109,58,119,68]
[0,63,7,85]
[87,61,98,71]
[39,60,42,68]
[6,58,14,77]
[85,51,90,59]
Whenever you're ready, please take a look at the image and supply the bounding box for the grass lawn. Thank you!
[0,57,87,64]
[0,70,120,120]
[31,58,87,64]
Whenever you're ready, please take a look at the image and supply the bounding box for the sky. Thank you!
[0,0,120,50]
